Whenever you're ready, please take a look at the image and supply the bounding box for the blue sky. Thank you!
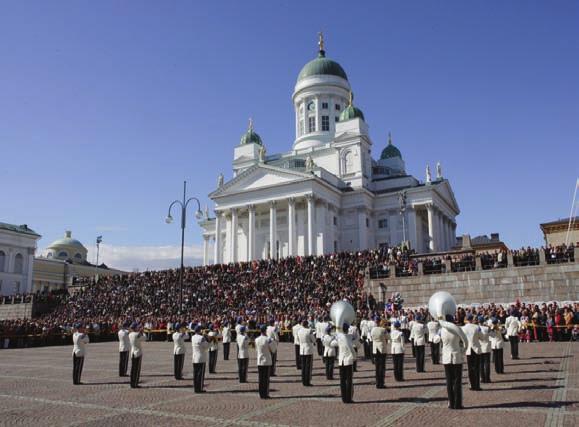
[1,1,578,270]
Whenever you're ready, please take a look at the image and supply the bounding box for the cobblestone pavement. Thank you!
[0,341,576,427]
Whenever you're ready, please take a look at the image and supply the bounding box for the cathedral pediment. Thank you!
[433,180,461,214]
[210,164,314,198]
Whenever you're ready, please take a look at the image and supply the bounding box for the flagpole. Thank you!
[564,178,579,245]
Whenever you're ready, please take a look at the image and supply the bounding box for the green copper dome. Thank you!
[297,51,348,82]
[339,104,365,122]
[380,134,402,159]
[239,119,262,145]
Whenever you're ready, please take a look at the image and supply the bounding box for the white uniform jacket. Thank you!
[298,327,316,355]
[118,329,130,352]
[208,331,220,351]
[409,322,428,346]
[237,334,249,359]
[222,326,231,343]
[255,335,274,366]
[390,329,405,354]
[489,327,505,349]
[191,334,209,363]
[129,331,145,358]
[72,332,90,357]
[360,319,369,338]
[479,325,491,354]
[173,332,188,355]
[292,324,302,345]
[322,333,337,357]
[461,323,482,355]
[441,327,464,365]
[266,325,279,353]
[426,321,440,343]
[505,316,521,337]
[370,326,388,354]
[348,325,360,349]
[331,332,355,366]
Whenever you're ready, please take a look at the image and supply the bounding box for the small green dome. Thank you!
[380,134,402,159]
[239,119,262,145]
[339,105,365,122]
[297,51,348,82]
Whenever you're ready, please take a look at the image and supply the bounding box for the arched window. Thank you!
[342,150,354,175]
[0,250,5,272]
[58,251,68,258]
[14,253,23,274]
[74,253,82,262]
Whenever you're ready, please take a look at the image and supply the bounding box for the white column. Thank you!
[230,208,238,263]
[225,213,232,263]
[288,198,295,256]
[214,212,221,264]
[248,205,255,261]
[318,200,328,254]
[427,204,435,252]
[306,195,315,256]
[203,236,209,265]
[407,208,417,250]
[269,201,277,259]
[435,211,442,251]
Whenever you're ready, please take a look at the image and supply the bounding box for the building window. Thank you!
[333,216,337,226]
[335,116,339,123]
[366,218,370,228]
[14,253,23,274]
[58,251,68,258]
[308,117,316,133]
[13,281,20,294]
[335,104,341,111]
[322,102,328,109]
[321,116,329,131]
[378,219,388,229]
[74,253,82,260]
[0,251,5,272]
[334,240,338,252]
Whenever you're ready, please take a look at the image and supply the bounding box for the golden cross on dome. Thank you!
[348,91,353,106]
[318,32,325,52]
[248,117,253,131]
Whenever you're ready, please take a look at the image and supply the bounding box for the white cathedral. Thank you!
[199,35,460,265]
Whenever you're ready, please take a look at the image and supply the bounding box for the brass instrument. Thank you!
[330,300,356,332]
[428,291,467,346]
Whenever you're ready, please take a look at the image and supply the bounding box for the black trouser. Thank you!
[209,350,218,373]
[353,348,358,372]
[374,351,386,388]
[270,351,277,376]
[130,355,142,388]
[301,354,313,386]
[119,351,129,376]
[411,339,416,357]
[363,338,371,360]
[430,342,440,364]
[444,364,463,409]
[466,353,481,390]
[316,338,323,356]
[223,342,230,360]
[258,365,271,399]
[392,353,404,381]
[173,354,184,379]
[480,352,491,383]
[72,354,84,385]
[193,362,205,392]
[415,345,425,372]
[237,358,248,383]
[509,336,519,359]
[294,344,301,369]
[493,348,504,373]
[339,364,354,403]
[324,355,335,380]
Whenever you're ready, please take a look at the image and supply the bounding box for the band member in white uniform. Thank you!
[410,315,428,372]
[72,323,89,385]
[348,322,360,372]
[441,314,465,409]
[172,323,188,380]
[236,326,249,383]
[370,318,388,388]
[292,319,302,370]
[191,324,209,392]
[390,321,405,381]
[322,324,337,380]
[427,317,441,364]
[478,316,492,383]
[129,322,145,388]
[298,320,316,386]
[255,325,275,399]
[332,322,356,403]
[117,321,130,377]
[489,318,505,373]
[222,321,231,360]
[266,319,279,376]
[505,311,521,359]
[207,324,220,373]
[462,314,482,391]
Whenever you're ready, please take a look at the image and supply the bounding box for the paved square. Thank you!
[0,341,575,426]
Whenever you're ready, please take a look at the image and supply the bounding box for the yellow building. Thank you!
[540,217,579,246]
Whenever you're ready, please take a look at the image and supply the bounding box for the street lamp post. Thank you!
[165,181,203,313]
[398,190,407,245]
[94,235,102,283]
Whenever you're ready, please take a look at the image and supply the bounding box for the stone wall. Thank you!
[0,303,33,320]
[367,260,579,307]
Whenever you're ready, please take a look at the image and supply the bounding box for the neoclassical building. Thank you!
[199,35,460,265]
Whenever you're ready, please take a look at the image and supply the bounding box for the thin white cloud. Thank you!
[82,243,204,272]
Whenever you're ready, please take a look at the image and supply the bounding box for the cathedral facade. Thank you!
[199,36,460,265]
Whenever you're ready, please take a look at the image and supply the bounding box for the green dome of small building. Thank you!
[339,104,365,122]
[239,118,263,145]
[380,133,402,159]
[297,33,348,82]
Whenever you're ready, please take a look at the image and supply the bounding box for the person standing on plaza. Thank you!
[72,323,89,385]
[441,314,465,410]
[236,325,249,383]
[462,314,482,391]
[266,318,279,376]
[207,324,220,374]
[222,321,231,361]
[489,318,505,374]
[255,325,275,399]
[322,324,337,380]
[478,316,492,383]
[298,320,316,386]
[191,324,209,393]
[391,321,405,382]
[129,322,145,388]
[172,323,188,380]
[370,318,388,388]
[117,321,130,377]
[505,310,522,359]
[332,322,356,403]
[410,314,427,372]
[427,317,441,364]
[348,322,360,372]
[292,318,302,370]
